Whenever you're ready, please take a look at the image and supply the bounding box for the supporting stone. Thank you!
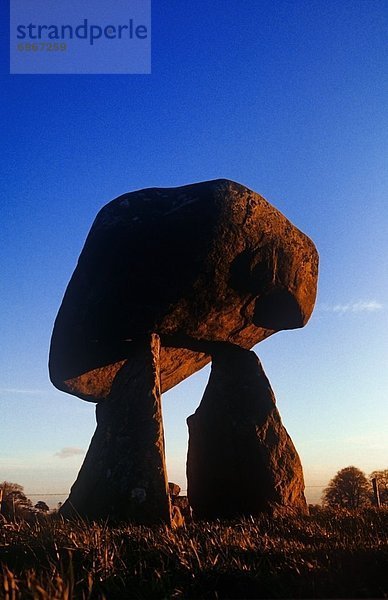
[187,344,307,519]
[60,334,171,524]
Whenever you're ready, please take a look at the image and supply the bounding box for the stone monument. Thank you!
[49,179,318,523]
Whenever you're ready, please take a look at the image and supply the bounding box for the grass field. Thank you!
[1,507,387,599]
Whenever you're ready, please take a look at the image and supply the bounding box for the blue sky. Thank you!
[1,0,387,507]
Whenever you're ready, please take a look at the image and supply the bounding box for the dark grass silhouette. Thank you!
[1,507,387,599]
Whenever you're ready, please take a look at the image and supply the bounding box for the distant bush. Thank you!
[34,501,50,513]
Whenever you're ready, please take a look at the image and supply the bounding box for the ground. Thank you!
[0,507,387,599]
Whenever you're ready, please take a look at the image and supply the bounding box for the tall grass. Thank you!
[1,507,387,599]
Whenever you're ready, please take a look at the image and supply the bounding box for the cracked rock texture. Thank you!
[187,344,308,518]
[49,179,318,402]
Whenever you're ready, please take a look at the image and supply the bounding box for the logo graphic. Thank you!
[10,0,151,74]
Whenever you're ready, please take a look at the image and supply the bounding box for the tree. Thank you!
[369,470,388,505]
[0,481,32,519]
[322,466,371,509]
[35,500,50,512]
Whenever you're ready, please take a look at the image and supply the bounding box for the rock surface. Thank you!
[171,496,193,524]
[186,343,307,518]
[49,179,318,402]
[60,334,171,524]
[168,482,181,497]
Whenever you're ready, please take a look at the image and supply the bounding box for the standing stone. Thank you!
[60,334,171,524]
[187,343,307,519]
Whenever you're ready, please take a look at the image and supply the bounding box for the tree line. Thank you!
[1,467,387,520]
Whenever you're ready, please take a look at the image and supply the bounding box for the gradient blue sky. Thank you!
[1,0,387,507]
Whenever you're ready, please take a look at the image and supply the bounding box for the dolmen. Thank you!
[49,179,318,524]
